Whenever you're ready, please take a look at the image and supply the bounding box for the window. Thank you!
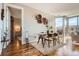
[55,17,64,34]
[55,17,63,28]
[69,17,77,26]
[68,16,79,35]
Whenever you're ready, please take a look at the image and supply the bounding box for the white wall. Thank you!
[22,5,55,44]
[6,4,55,44]
[0,3,55,54]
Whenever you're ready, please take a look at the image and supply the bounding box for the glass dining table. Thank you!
[37,32,60,48]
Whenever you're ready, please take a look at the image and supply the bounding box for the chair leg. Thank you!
[57,39,60,44]
[53,39,56,46]
[57,38,60,45]
[41,38,44,48]
[43,39,46,48]
[48,40,50,48]
[37,37,41,44]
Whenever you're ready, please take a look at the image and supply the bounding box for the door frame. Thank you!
[6,4,24,44]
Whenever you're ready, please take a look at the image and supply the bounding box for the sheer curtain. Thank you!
[0,19,2,54]
[6,7,11,45]
[0,6,11,54]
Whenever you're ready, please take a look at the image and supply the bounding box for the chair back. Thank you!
[53,33,58,37]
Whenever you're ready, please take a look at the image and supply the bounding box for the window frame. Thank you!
[68,16,79,34]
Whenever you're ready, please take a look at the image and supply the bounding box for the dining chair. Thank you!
[41,31,53,48]
[37,32,45,47]
[43,35,53,48]
[53,33,60,46]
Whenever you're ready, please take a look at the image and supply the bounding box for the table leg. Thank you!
[48,40,50,48]
[41,38,44,48]
[53,38,56,46]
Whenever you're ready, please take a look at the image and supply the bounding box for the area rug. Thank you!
[30,40,65,55]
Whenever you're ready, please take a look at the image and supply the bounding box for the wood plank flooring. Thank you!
[1,37,44,56]
[1,37,79,56]
[1,43,44,56]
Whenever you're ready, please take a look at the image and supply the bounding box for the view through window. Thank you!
[69,16,79,35]
[55,17,63,35]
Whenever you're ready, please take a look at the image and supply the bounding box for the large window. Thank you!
[69,17,77,26]
[55,17,63,28]
[68,16,79,35]
[55,17,64,34]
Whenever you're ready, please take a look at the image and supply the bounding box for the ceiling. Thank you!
[21,3,79,16]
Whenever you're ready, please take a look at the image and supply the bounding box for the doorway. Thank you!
[1,5,23,51]
[0,5,23,55]
[9,6,22,48]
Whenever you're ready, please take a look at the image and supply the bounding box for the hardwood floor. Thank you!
[1,43,45,56]
[46,45,79,56]
[1,37,44,56]
[1,37,79,56]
